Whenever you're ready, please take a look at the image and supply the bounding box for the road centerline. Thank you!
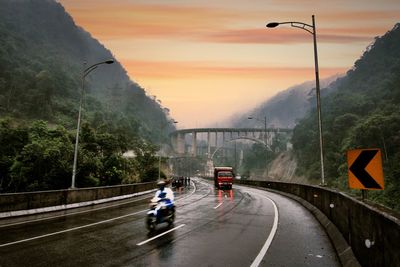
[136,224,185,246]
[213,202,223,209]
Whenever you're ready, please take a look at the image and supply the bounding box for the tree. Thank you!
[0,119,29,192]
[132,141,158,182]
[9,121,73,191]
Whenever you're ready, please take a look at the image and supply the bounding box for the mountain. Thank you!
[0,0,174,141]
[229,75,342,129]
[0,0,178,192]
[292,23,400,210]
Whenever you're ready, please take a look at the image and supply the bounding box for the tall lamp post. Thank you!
[71,59,114,189]
[248,115,269,177]
[158,120,178,180]
[266,15,325,185]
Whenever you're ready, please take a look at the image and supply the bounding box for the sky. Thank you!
[58,0,400,128]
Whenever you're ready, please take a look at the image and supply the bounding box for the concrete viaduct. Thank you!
[170,127,292,157]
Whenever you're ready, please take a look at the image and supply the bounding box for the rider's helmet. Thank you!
[157,180,166,191]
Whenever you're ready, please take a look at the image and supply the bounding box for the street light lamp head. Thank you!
[105,59,114,64]
[266,22,280,28]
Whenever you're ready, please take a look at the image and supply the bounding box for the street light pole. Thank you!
[71,59,114,189]
[311,16,326,186]
[247,116,267,135]
[267,15,326,185]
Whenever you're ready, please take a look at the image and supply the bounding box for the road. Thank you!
[0,178,340,266]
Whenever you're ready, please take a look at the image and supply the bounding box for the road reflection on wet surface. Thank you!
[0,178,340,267]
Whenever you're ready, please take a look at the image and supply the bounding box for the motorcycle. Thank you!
[146,197,175,231]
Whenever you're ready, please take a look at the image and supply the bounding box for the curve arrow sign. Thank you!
[347,149,384,190]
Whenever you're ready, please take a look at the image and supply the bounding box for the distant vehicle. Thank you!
[171,176,183,189]
[235,175,241,180]
[214,167,234,190]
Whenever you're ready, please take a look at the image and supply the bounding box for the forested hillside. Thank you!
[0,0,172,139]
[292,23,400,210]
[0,0,174,192]
[230,75,341,129]
[225,75,341,179]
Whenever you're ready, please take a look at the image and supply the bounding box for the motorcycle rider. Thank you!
[152,180,175,215]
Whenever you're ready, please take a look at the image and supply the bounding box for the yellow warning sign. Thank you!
[347,148,384,190]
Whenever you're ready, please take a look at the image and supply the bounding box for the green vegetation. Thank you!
[209,132,289,178]
[292,23,400,211]
[0,119,159,192]
[241,143,272,178]
[240,132,289,178]
[0,0,173,192]
[0,0,173,141]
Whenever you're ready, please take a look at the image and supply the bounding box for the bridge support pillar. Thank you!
[192,131,197,157]
[177,133,185,154]
[207,131,211,158]
[222,132,226,157]
[214,132,218,157]
[171,134,177,152]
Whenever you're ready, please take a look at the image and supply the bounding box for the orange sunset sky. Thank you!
[58,0,400,128]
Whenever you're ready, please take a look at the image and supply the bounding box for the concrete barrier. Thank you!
[0,182,157,215]
[236,179,400,267]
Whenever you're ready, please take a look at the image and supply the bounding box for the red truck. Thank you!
[214,167,234,190]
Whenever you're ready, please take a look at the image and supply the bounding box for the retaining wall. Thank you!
[0,182,157,213]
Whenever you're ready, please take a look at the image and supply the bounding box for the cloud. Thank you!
[60,1,398,44]
[199,28,375,44]
[60,1,397,44]
[319,10,400,21]
[60,2,241,39]
[122,60,346,80]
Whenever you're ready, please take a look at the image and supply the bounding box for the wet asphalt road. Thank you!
[0,178,340,267]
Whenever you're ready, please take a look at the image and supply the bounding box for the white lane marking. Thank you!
[250,193,279,267]
[0,181,199,247]
[136,224,185,246]
[0,210,146,248]
[213,203,223,209]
